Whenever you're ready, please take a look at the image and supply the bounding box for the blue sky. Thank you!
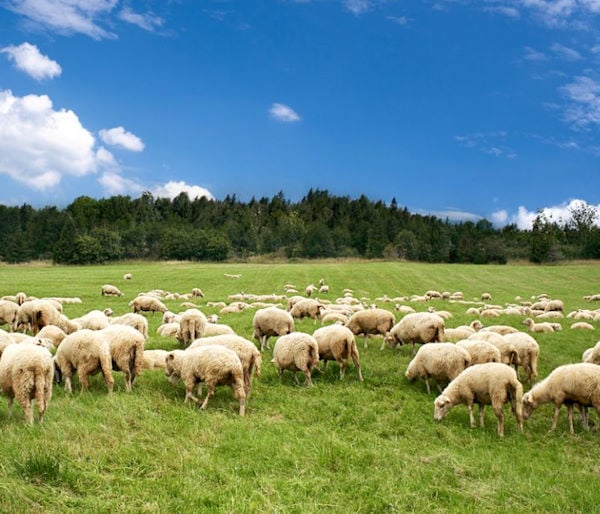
[1,0,600,229]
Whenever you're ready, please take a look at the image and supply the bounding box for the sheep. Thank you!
[544,299,564,312]
[36,325,67,348]
[571,322,594,330]
[468,331,520,369]
[164,345,246,415]
[318,284,330,294]
[305,284,316,297]
[272,332,320,386]
[110,313,149,338]
[142,349,169,370]
[100,325,145,392]
[405,343,471,394]
[53,329,114,394]
[129,295,168,315]
[312,324,363,381]
[219,302,248,315]
[481,325,519,335]
[383,312,444,354]
[252,307,295,352]
[522,363,600,434]
[433,363,523,437]
[444,320,482,342]
[177,309,208,346]
[582,341,600,364]
[456,339,502,365]
[16,299,59,334]
[157,322,180,338]
[0,300,19,331]
[191,288,205,298]
[72,309,110,331]
[189,334,262,397]
[123,273,132,280]
[425,290,443,300]
[481,292,493,301]
[0,343,53,424]
[522,317,555,333]
[202,323,236,337]
[503,332,540,385]
[102,284,124,297]
[289,299,324,323]
[345,308,396,349]
[320,311,349,325]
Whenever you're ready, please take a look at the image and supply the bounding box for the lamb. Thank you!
[177,309,208,346]
[456,339,502,365]
[142,349,169,370]
[252,307,295,352]
[522,363,600,434]
[164,345,246,415]
[0,300,19,331]
[100,325,145,392]
[53,329,114,394]
[102,284,124,297]
[503,332,540,385]
[405,343,471,394]
[189,334,262,396]
[522,317,555,333]
[345,308,396,349]
[272,332,320,386]
[312,324,363,381]
[383,312,445,354]
[110,313,149,338]
[289,299,324,323]
[433,362,523,437]
[0,342,53,424]
[129,295,168,315]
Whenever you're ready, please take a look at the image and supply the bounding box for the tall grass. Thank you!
[0,260,599,512]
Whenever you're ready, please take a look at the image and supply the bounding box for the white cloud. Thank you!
[5,0,119,39]
[484,5,520,18]
[491,209,509,225]
[523,46,547,61]
[269,102,301,122]
[498,199,600,229]
[99,126,145,152]
[98,171,144,195]
[387,15,409,25]
[560,76,600,128]
[151,181,214,201]
[551,42,582,60]
[454,131,517,158]
[118,7,164,31]
[344,0,371,15]
[418,208,482,223]
[0,89,102,190]
[0,42,62,80]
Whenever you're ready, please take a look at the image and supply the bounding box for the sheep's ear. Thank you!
[166,354,174,362]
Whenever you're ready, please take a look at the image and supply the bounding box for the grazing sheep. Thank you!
[102,284,124,297]
[189,334,262,397]
[522,363,600,434]
[53,329,114,394]
[157,322,180,338]
[191,288,205,298]
[345,308,396,349]
[522,317,555,333]
[481,292,493,301]
[36,325,67,348]
[503,332,540,386]
[72,309,110,331]
[16,300,60,334]
[544,299,564,312]
[100,325,145,392]
[305,284,316,297]
[129,295,168,315]
[252,307,295,352]
[434,363,523,437]
[0,300,19,331]
[0,343,53,424]
[202,323,236,337]
[444,320,483,342]
[289,299,324,323]
[110,313,149,338]
[320,311,349,325]
[123,273,132,280]
[312,324,363,381]
[582,341,600,364]
[456,339,502,365]
[571,322,594,330]
[142,349,169,370]
[162,311,180,324]
[165,345,246,415]
[383,312,445,354]
[272,332,319,386]
[177,309,208,346]
[405,343,471,394]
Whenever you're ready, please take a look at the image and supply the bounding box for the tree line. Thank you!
[0,189,598,264]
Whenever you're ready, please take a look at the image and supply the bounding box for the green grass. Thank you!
[0,260,599,512]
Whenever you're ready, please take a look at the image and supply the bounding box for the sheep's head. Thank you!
[433,395,452,421]
[385,332,402,349]
[521,392,537,419]
[164,351,183,385]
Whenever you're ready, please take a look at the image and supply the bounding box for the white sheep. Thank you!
[405,343,471,394]
[0,300,19,331]
[252,307,295,352]
[544,299,564,312]
[272,332,319,386]
[383,312,445,354]
[433,362,523,437]
[444,320,482,342]
[54,329,114,394]
[36,325,67,348]
[177,309,208,346]
[142,349,170,370]
[72,309,110,330]
[110,313,149,338]
[312,324,363,381]
[129,295,168,315]
[571,322,594,330]
[191,287,204,298]
[522,363,600,434]
[189,334,262,397]
[102,284,124,297]
[165,345,246,415]
[289,299,325,323]
[522,317,555,333]
[468,331,520,369]
[202,323,236,337]
[100,325,145,392]
[345,308,396,349]
[0,343,53,424]
[582,341,600,364]
[123,273,132,280]
[503,332,540,385]
[456,339,502,365]
[481,325,519,335]
[157,322,180,338]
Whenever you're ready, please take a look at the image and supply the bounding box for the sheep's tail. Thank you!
[32,309,44,335]
[254,352,262,378]
[33,366,48,421]
[129,343,138,385]
[508,376,524,431]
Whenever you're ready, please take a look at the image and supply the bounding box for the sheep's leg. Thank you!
[20,396,33,426]
[199,385,215,410]
[567,404,575,434]
[304,369,313,386]
[493,405,505,437]
[580,405,589,430]
[363,335,368,349]
[6,397,13,419]
[351,351,364,382]
[79,372,90,393]
[338,359,346,380]
[64,375,72,395]
[479,405,486,427]
[467,404,476,428]
[551,404,561,430]
[277,368,284,383]
[424,377,431,395]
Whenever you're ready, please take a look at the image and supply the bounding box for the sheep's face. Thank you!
[433,395,451,421]
[164,353,181,384]
[522,393,537,419]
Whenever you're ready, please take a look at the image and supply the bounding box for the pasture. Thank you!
[0,260,599,512]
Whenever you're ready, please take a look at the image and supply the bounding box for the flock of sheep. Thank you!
[0,274,599,438]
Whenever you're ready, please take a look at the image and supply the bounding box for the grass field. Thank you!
[0,260,599,513]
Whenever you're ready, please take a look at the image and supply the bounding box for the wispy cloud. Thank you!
[560,75,600,129]
[551,42,582,60]
[1,42,61,80]
[269,103,301,122]
[523,46,547,61]
[387,15,409,26]
[484,5,520,18]
[99,126,145,152]
[344,0,371,15]
[454,132,517,158]
[118,7,164,32]
[98,171,144,195]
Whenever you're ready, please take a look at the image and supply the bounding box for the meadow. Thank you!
[0,260,599,513]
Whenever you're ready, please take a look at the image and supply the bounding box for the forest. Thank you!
[0,189,598,264]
